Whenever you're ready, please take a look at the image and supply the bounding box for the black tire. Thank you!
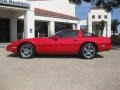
[80,43,96,59]
[18,43,35,59]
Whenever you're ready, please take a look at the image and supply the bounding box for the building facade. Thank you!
[88,8,111,37]
[79,8,111,37]
[0,0,111,43]
[0,0,79,42]
[0,0,31,42]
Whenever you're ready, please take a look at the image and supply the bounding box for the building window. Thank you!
[98,15,101,19]
[92,15,95,19]
[104,15,107,19]
[35,21,48,37]
[55,22,72,32]
[69,0,75,4]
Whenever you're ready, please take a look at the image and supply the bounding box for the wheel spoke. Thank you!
[84,48,88,52]
[22,48,26,51]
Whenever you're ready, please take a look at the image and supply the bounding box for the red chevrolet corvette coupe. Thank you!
[6,29,112,59]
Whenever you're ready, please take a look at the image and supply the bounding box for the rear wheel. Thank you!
[80,43,96,59]
[18,43,35,59]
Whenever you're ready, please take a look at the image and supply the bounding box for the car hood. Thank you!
[8,37,48,46]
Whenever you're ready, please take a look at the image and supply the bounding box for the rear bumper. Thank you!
[98,43,112,52]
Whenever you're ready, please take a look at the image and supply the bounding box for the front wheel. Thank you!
[80,43,96,59]
[18,43,35,59]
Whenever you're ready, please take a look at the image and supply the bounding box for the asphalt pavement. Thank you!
[0,46,120,90]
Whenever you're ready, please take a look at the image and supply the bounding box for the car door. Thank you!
[44,30,80,54]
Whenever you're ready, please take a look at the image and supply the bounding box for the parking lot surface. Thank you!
[0,47,120,90]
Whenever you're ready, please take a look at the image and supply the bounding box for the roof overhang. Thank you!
[35,8,80,21]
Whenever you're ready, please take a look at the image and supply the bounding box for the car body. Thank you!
[6,29,112,59]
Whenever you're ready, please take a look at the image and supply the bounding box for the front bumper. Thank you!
[6,44,17,53]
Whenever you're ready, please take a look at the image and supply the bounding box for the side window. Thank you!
[56,30,78,38]
[70,31,78,37]
[104,15,107,19]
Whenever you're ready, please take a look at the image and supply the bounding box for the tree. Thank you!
[99,20,106,36]
[111,19,120,36]
[69,0,120,11]
[92,20,105,36]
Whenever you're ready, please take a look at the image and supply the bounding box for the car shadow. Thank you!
[36,54,78,59]
[95,54,104,58]
[7,53,18,58]
[7,53,104,59]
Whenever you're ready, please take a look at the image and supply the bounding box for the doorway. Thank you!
[35,21,48,37]
[0,19,10,42]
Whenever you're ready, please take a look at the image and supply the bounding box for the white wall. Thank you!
[76,20,87,30]
[79,20,87,28]
[88,9,111,37]
[24,10,35,39]
[28,0,75,16]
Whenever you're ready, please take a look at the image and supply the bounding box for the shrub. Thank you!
[111,35,120,45]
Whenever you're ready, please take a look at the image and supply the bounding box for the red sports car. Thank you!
[6,29,112,59]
